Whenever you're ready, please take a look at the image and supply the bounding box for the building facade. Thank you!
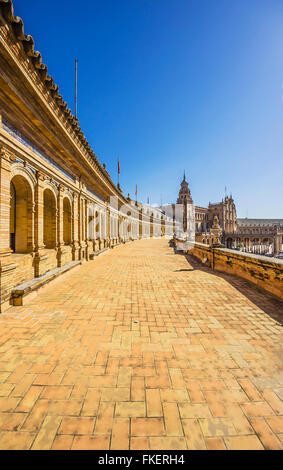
[0,1,174,312]
[173,174,283,256]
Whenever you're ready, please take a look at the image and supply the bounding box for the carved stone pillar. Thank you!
[150,214,154,238]
[100,210,106,249]
[57,184,65,267]
[118,215,123,243]
[92,209,98,252]
[34,171,48,277]
[84,199,91,260]
[78,193,86,260]
[139,209,143,240]
[72,192,80,260]
[106,203,111,248]
[96,211,101,251]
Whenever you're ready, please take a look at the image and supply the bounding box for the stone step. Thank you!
[89,248,108,259]
[11,260,82,306]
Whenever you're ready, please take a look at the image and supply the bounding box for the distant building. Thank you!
[161,174,283,256]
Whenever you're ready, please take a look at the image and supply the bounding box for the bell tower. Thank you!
[177,172,193,205]
[176,172,194,233]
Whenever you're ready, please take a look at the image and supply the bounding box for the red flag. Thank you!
[118,159,120,175]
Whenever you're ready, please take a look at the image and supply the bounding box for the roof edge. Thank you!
[0,0,121,197]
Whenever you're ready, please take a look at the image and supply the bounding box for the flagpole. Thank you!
[75,58,78,119]
[117,158,120,189]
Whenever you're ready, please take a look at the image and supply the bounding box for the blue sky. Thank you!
[13,0,283,217]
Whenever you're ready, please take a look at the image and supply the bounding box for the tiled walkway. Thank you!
[0,238,282,450]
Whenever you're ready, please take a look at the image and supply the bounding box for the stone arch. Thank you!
[62,189,73,205]
[10,173,34,253]
[43,188,57,248]
[63,197,72,245]
[10,163,36,194]
[42,179,58,199]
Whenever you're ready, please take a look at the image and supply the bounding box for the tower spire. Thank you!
[177,171,193,205]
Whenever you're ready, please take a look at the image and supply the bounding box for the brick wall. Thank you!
[10,253,34,288]
[189,242,283,300]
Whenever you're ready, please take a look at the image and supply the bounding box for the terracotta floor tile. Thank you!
[0,239,282,450]
[224,435,264,450]
[205,437,226,450]
[130,437,150,450]
[131,417,165,436]
[0,431,35,450]
[72,435,110,450]
[51,435,74,450]
[149,436,187,450]
[58,417,95,435]
[110,418,130,450]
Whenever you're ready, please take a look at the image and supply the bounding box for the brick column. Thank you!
[119,215,125,243]
[106,203,111,248]
[57,184,65,267]
[93,208,99,252]
[100,210,104,248]
[34,171,48,277]
[98,211,102,250]
[78,193,86,259]
[139,208,143,239]
[0,146,18,312]
[150,214,153,238]
[84,199,91,260]
[109,211,115,247]
[0,146,14,255]
[72,192,80,260]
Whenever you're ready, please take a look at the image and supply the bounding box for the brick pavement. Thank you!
[0,238,282,450]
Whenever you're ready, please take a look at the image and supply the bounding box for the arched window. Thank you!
[10,182,16,252]
[10,175,33,253]
[43,189,57,248]
[63,198,72,245]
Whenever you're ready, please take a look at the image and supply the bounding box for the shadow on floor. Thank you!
[174,247,283,325]
[174,268,194,272]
